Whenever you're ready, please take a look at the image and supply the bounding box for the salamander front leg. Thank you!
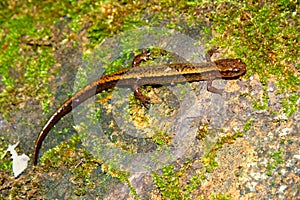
[205,47,219,62]
[205,47,223,95]
[207,80,224,94]
[132,50,151,67]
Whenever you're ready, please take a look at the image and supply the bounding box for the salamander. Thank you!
[33,48,246,165]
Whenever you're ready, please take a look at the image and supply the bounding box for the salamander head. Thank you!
[215,59,247,78]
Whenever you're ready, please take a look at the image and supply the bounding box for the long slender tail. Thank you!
[33,77,119,165]
[33,98,73,165]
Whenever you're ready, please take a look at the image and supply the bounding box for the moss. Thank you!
[40,133,140,198]
[281,93,300,117]
[211,193,231,200]
[203,0,299,116]
[151,129,173,148]
[101,163,140,199]
[1,0,298,123]
[152,132,245,199]
[152,164,183,199]
[196,122,210,140]
[152,163,202,199]
[2,0,299,198]
[202,132,243,173]
[243,119,254,132]
[0,136,12,170]
[38,134,109,196]
[266,148,284,176]
[0,2,58,117]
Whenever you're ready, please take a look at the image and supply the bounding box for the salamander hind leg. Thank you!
[133,86,151,109]
[131,49,169,108]
[131,50,152,108]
